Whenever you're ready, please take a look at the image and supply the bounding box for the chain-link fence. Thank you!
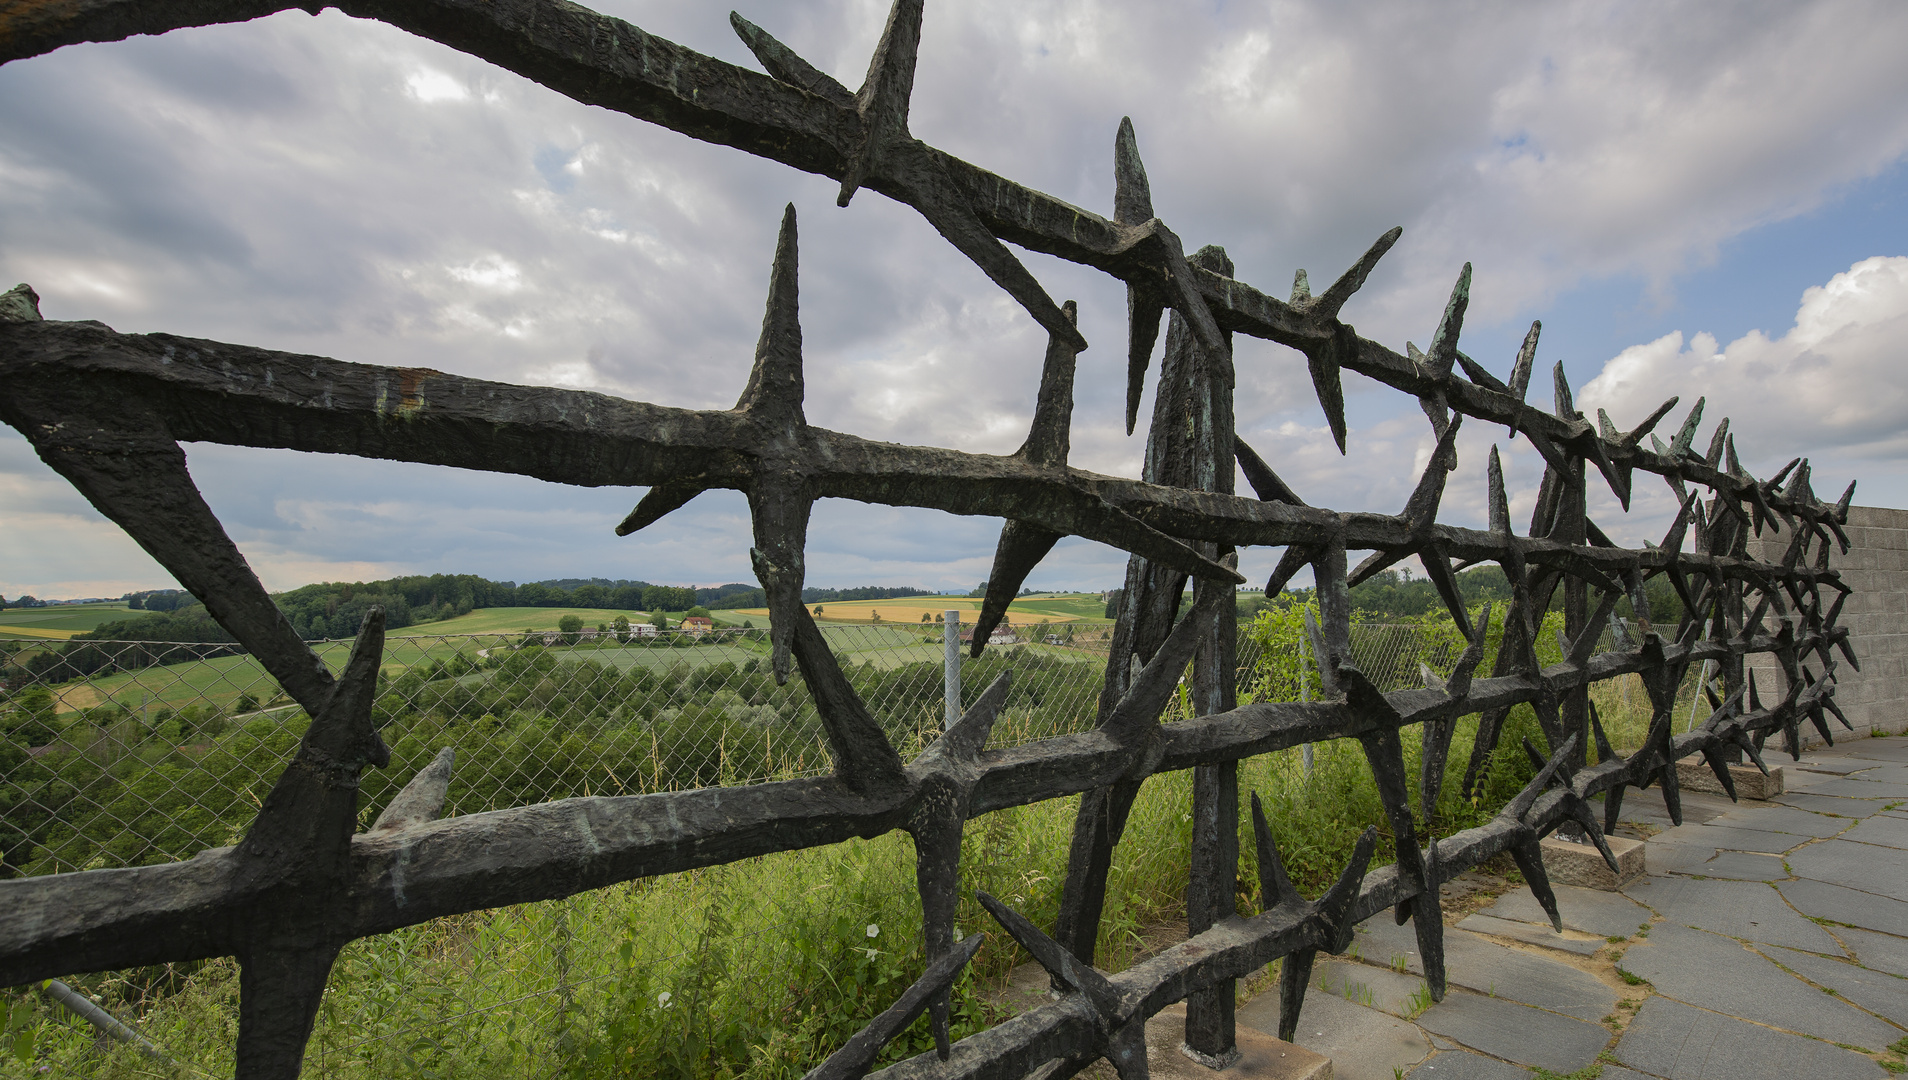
[0,614,1677,1075]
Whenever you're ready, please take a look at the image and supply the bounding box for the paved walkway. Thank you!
[1235,735,1908,1080]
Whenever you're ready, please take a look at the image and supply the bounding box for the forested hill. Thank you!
[71,575,937,643]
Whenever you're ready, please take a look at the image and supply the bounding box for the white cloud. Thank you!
[404,68,469,103]
[1582,256,1908,474]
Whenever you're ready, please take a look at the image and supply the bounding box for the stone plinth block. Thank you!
[1540,834,1643,890]
[1146,1003,1332,1080]
[1676,760,1784,800]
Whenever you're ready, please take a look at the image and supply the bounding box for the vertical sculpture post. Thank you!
[1175,246,1241,1066]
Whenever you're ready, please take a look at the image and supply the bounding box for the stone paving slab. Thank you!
[1788,838,1908,898]
[1415,992,1610,1076]
[1616,922,1900,1049]
[1478,884,1651,938]
[1649,823,1806,853]
[1645,842,1718,875]
[1779,878,1908,937]
[1709,804,1853,837]
[1405,1049,1530,1078]
[1845,742,1908,763]
[1623,875,1841,951]
[1312,958,1430,1017]
[1602,788,1736,827]
[1456,914,1604,955]
[1353,919,1616,1022]
[1838,926,1908,979]
[1789,756,1881,774]
[1772,791,1891,817]
[1239,983,1430,1080]
[1848,765,1908,786]
[1791,777,1908,799]
[1613,995,1886,1079]
[1843,814,1908,850]
[1761,944,1908,1026]
[1686,850,1789,880]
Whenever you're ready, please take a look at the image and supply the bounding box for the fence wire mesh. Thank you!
[1,612,1682,1075]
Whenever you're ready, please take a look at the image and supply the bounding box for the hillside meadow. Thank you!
[0,602,137,639]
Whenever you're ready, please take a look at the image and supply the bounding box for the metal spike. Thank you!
[1487,447,1511,536]
[1307,323,1353,453]
[1670,397,1706,458]
[1445,602,1488,700]
[1112,116,1154,225]
[835,0,924,208]
[368,747,455,834]
[804,935,985,1080]
[1597,408,1621,442]
[1588,700,1615,764]
[1834,480,1857,522]
[729,13,856,108]
[1251,792,1300,909]
[1322,828,1379,954]
[1510,839,1563,932]
[733,203,807,426]
[1552,362,1576,419]
[1313,227,1403,321]
[616,481,710,536]
[1276,946,1316,1044]
[1116,118,1163,436]
[1235,437,1305,505]
[1455,350,1510,394]
[1403,415,1463,530]
[1016,299,1080,468]
[1626,397,1679,444]
[1508,321,1541,404]
[1415,838,1448,1001]
[1290,268,1311,303]
[971,522,1063,656]
[1425,263,1471,378]
[1705,418,1731,469]
[1265,543,1318,597]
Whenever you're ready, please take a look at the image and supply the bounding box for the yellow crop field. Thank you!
[732,594,1104,626]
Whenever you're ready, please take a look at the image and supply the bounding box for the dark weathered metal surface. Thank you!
[0,2,1859,1078]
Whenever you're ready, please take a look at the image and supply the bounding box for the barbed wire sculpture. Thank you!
[0,1,1859,1077]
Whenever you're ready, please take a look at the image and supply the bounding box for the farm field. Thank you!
[28,619,1109,714]
[400,606,650,636]
[0,602,136,639]
[735,593,1107,626]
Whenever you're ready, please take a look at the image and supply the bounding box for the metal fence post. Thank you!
[944,609,961,730]
[1300,630,1314,778]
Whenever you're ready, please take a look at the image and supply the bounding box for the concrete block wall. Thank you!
[1747,505,1908,746]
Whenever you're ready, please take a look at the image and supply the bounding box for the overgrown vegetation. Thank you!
[0,593,1690,1078]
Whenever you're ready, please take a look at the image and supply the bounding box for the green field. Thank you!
[400,606,648,636]
[0,603,137,638]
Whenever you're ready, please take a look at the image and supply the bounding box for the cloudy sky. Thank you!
[3,0,1907,601]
